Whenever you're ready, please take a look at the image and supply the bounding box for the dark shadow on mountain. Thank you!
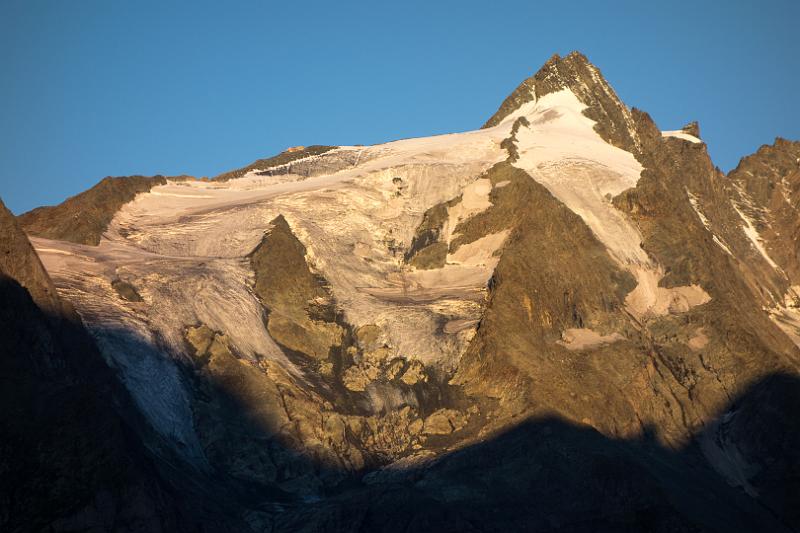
[0,275,249,532]
[268,377,800,533]
[2,273,800,532]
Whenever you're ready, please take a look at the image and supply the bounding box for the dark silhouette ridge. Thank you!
[5,285,795,532]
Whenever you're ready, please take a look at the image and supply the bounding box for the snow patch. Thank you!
[688,328,710,351]
[447,230,509,268]
[509,89,645,266]
[625,266,711,319]
[686,190,733,256]
[35,247,74,256]
[557,328,624,350]
[731,199,781,270]
[443,178,493,245]
[662,130,702,144]
[767,285,800,349]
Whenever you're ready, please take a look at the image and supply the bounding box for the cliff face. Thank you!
[2,52,799,531]
[727,138,800,285]
[0,199,64,315]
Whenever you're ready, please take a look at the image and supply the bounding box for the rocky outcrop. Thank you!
[0,199,64,315]
[181,319,449,495]
[727,138,800,284]
[452,160,644,436]
[249,215,345,361]
[682,120,701,138]
[17,175,172,245]
[712,373,800,526]
[112,278,144,302]
[213,145,337,181]
[403,201,451,269]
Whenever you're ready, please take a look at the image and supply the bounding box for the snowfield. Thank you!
[33,86,716,447]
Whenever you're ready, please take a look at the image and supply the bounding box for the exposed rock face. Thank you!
[213,145,338,181]
[422,408,467,435]
[404,201,451,269]
[715,373,800,525]
[683,120,701,138]
[250,215,344,361]
[112,278,144,302]
[274,408,791,533]
[0,199,64,315]
[727,138,800,284]
[3,51,800,531]
[18,175,172,245]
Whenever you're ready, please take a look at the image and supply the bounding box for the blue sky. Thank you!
[1,0,798,213]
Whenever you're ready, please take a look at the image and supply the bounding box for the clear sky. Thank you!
[1,0,798,214]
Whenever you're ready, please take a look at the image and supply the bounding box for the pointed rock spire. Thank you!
[682,121,701,139]
[483,51,642,156]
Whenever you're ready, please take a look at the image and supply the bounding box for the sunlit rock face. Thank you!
[5,52,800,531]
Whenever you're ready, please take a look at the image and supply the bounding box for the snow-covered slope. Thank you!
[32,81,711,448]
[32,124,511,451]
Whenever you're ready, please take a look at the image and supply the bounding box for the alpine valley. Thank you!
[2,52,799,532]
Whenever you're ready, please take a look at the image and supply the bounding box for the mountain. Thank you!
[3,51,799,531]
